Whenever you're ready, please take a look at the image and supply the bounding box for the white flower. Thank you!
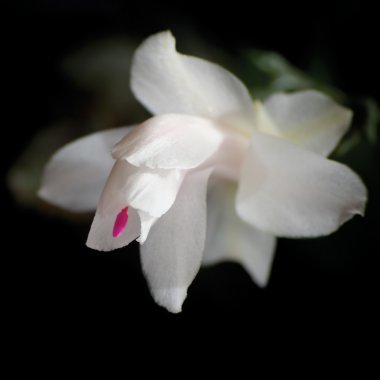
[39,31,367,313]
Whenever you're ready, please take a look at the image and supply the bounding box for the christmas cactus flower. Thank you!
[39,31,367,313]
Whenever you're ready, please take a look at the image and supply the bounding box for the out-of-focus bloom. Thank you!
[39,32,367,313]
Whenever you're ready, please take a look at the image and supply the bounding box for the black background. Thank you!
[3,0,379,357]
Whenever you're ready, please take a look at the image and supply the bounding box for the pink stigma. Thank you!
[112,207,129,238]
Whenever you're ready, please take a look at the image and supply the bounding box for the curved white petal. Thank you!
[203,180,276,287]
[86,206,141,252]
[113,114,223,169]
[122,165,184,218]
[257,90,352,156]
[140,169,212,313]
[237,131,367,238]
[136,211,158,244]
[86,160,183,251]
[98,159,183,220]
[131,31,255,127]
[87,159,184,251]
[38,127,133,212]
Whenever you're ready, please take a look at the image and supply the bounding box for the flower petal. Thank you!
[140,169,212,313]
[201,132,249,181]
[136,211,157,244]
[38,127,132,212]
[131,31,255,126]
[203,180,276,287]
[113,114,223,169]
[86,205,141,252]
[105,160,184,216]
[87,158,185,251]
[236,131,367,237]
[257,90,352,156]
[87,158,184,247]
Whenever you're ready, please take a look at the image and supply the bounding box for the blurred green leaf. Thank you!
[240,49,345,102]
[335,96,379,157]
[334,131,362,157]
[363,97,379,144]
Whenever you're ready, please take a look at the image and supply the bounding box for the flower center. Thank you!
[112,207,129,238]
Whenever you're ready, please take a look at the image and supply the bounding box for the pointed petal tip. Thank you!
[145,30,175,48]
[345,176,368,218]
[37,186,47,201]
[324,172,368,232]
[153,287,187,314]
[346,107,354,121]
[131,31,176,75]
[253,275,270,289]
[38,185,58,205]
[37,185,69,211]
[155,29,174,42]
[358,207,366,218]
[352,199,367,218]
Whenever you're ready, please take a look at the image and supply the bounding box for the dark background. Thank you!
[4,0,379,354]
